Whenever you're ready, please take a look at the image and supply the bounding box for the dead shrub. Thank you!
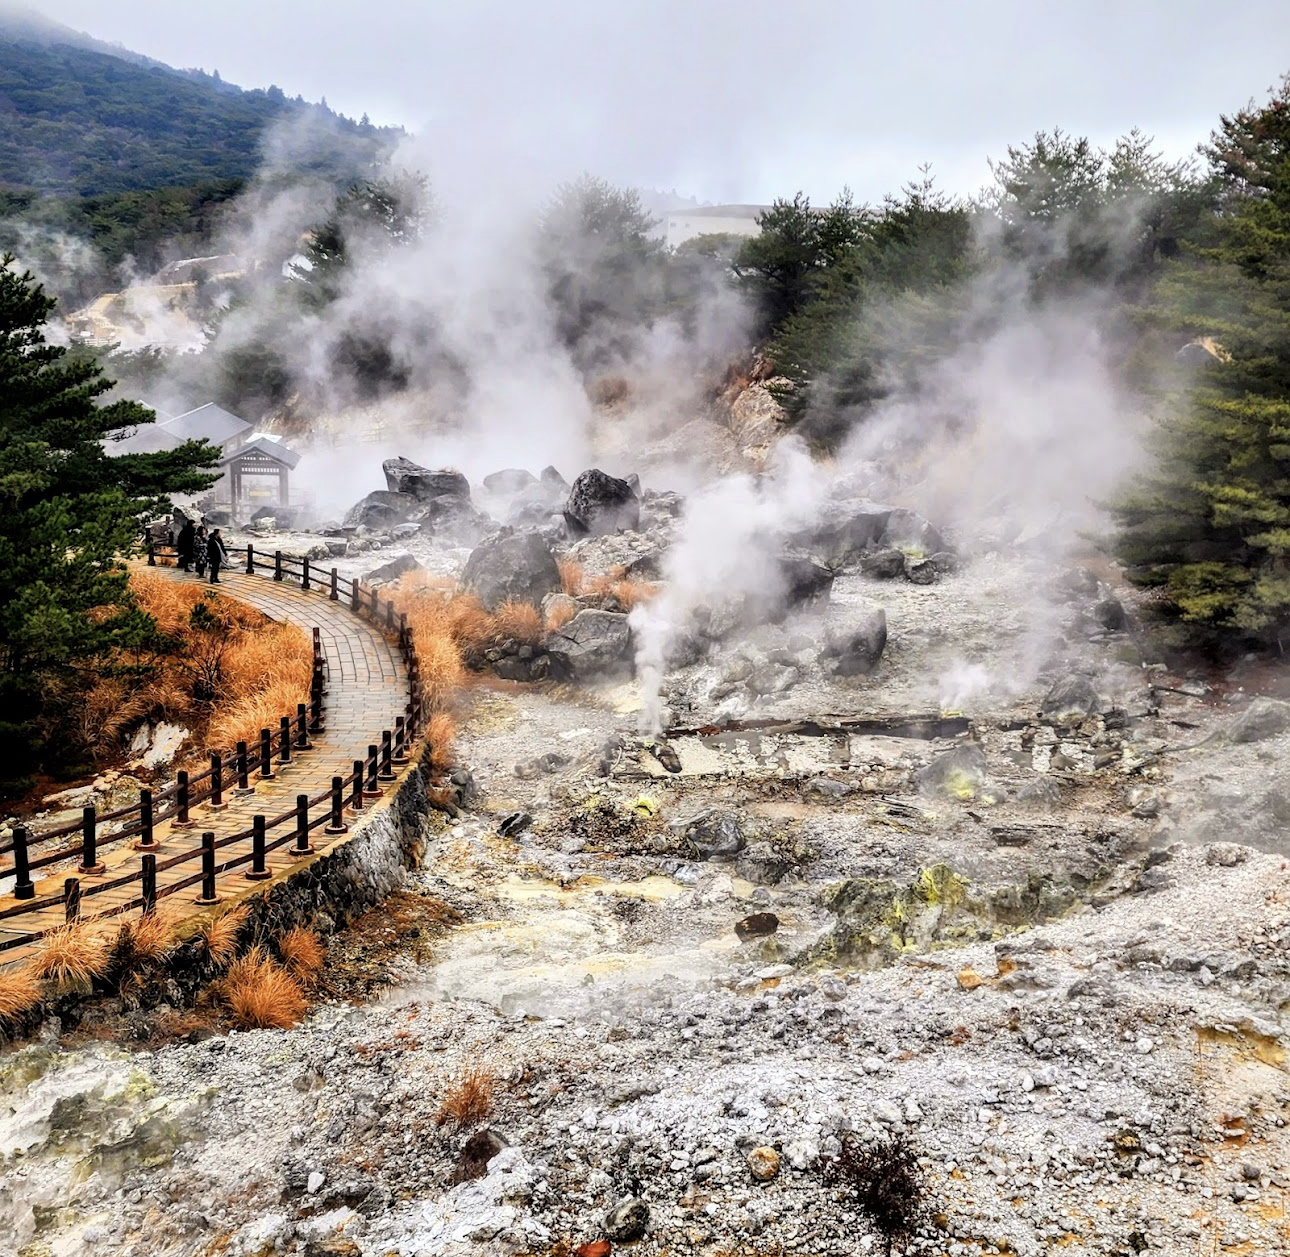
[33,922,111,988]
[221,947,306,1030]
[492,600,543,645]
[825,1131,930,1257]
[558,559,585,597]
[435,1065,495,1128]
[278,927,326,980]
[0,965,43,1025]
[606,578,658,611]
[198,904,251,967]
[426,711,458,770]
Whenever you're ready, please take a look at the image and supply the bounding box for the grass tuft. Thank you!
[34,922,111,987]
[557,559,585,596]
[222,946,307,1030]
[0,965,43,1025]
[113,909,178,969]
[492,599,543,645]
[198,903,251,967]
[426,711,458,771]
[278,927,326,980]
[435,1064,496,1128]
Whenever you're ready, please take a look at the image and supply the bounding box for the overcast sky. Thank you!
[30,0,1290,205]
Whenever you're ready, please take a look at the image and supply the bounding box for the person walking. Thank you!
[207,528,229,584]
[176,518,196,572]
[194,525,208,578]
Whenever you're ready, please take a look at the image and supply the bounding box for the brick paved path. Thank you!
[0,566,412,968]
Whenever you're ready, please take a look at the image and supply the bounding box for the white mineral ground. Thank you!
[4,406,1290,1257]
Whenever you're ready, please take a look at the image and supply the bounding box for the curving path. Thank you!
[0,566,412,967]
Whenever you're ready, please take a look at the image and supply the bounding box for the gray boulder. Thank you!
[880,507,949,556]
[1042,674,1100,723]
[540,465,569,491]
[1227,698,1290,744]
[483,468,537,495]
[822,610,887,677]
[686,811,745,859]
[564,469,640,536]
[546,609,633,679]
[906,552,958,585]
[344,490,418,529]
[778,554,834,609]
[916,743,990,800]
[860,548,906,579]
[363,553,422,587]
[801,499,894,564]
[382,457,471,501]
[461,531,561,610]
[417,494,495,546]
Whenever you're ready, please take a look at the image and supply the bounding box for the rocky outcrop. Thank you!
[546,609,633,679]
[564,469,640,537]
[821,610,887,677]
[344,490,418,530]
[382,458,470,501]
[461,532,562,611]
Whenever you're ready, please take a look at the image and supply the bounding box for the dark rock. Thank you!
[736,842,790,885]
[498,811,532,838]
[778,554,834,608]
[1042,674,1100,723]
[1093,596,1128,631]
[1227,698,1290,744]
[564,469,640,536]
[546,609,634,679]
[382,457,470,501]
[880,507,949,556]
[686,811,745,860]
[604,1198,650,1243]
[650,742,682,773]
[906,552,958,584]
[461,531,562,611]
[416,494,496,546]
[821,610,887,677]
[623,551,663,580]
[450,1129,509,1185]
[204,507,233,527]
[344,489,419,530]
[916,743,989,800]
[800,499,894,564]
[483,469,537,495]
[735,912,780,941]
[363,553,423,587]
[860,548,906,579]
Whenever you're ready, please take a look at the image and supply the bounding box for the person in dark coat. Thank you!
[207,528,229,584]
[194,525,208,578]
[176,519,196,572]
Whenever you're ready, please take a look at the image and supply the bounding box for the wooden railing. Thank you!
[0,543,428,952]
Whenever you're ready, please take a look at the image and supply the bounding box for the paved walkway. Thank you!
[0,567,412,968]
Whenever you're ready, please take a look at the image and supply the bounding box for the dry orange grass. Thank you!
[114,909,178,968]
[199,904,250,967]
[558,558,585,596]
[426,711,458,770]
[0,965,42,1025]
[278,927,326,980]
[492,599,543,645]
[222,947,306,1030]
[582,566,659,611]
[34,922,111,987]
[435,1065,495,1128]
[545,599,577,632]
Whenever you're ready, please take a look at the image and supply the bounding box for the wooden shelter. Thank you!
[218,436,301,511]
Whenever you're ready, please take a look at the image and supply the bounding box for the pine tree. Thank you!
[0,256,220,784]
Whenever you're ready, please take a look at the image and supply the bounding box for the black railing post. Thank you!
[352,580,362,613]
[209,751,226,810]
[236,741,253,794]
[365,745,382,797]
[330,568,339,601]
[385,599,395,632]
[302,555,311,592]
[65,877,81,922]
[370,586,380,619]
[310,693,324,734]
[379,729,395,780]
[246,815,271,880]
[78,805,105,874]
[294,793,314,856]
[326,776,348,834]
[12,824,34,899]
[138,788,156,849]
[174,770,194,827]
[274,550,283,581]
[350,761,365,811]
[399,611,408,649]
[295,703,311,750]
[394,715,407,762]
[259,728,274,780]
[279,716,292,764]
[146,539,156,566]
[195,831,218,904]
[141,853,157,915]
[245,543,255,575]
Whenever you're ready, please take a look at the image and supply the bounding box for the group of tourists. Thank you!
[175,518,229,583]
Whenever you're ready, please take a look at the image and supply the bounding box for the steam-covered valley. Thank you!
[4,7,1290,1256]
